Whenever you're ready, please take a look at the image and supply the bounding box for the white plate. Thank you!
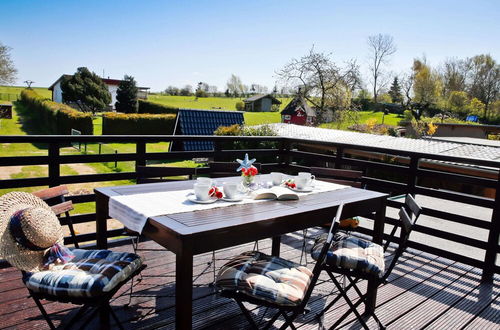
[289,186,314,193]
[221,196,244,202]
[187,195,218,204]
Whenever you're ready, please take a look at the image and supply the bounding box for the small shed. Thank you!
[243,94,281,112]
[169,109,244,151]
[0,102,13,119]
[281,96,316,126]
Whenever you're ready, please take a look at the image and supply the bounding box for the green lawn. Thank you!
[148,95,286,125]
[148,94,291,112]
[0,85,52,100]
[319,111,402,130]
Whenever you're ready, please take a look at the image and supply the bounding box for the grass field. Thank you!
[148,95,286,125]
[0,85,52,100]
[319,111,402,130]
[148,94,291,111]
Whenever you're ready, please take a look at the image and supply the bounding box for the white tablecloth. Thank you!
[109,180,348,233]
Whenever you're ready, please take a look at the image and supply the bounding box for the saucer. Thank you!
[289,186,314,192]
[187,195,218,204]
[221,196,244,202]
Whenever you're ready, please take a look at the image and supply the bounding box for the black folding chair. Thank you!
[314,195,422,329]
[25,186,146,329]
[216,203,345,329]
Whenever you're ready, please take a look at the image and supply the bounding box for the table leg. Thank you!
[365,197,387,314]
[271,236,281,256]
[95,191,109,250]
[176,247,193,329]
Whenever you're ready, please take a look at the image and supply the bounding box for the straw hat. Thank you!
[0,192,64,272]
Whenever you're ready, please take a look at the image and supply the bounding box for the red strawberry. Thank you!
[208,187,215,196]
[216,191,223,199]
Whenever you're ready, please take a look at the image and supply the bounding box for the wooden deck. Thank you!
[0,229,498,329]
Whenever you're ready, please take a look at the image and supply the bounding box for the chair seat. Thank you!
[311,234,385,277]
[216,251,313,307]
[23,249,143,298]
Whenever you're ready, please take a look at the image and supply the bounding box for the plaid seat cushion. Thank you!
[216,251,312,307]
[311,234,385,277]
[23,249,143,298]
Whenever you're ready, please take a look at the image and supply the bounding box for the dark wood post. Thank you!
[334,146,344,169]
[279,138,290,172]
[482,169,500,282]
[136,141,146,167]
[48,142,60,188]
[407,156,419,196]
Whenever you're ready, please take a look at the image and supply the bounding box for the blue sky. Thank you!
[1,0,499,92]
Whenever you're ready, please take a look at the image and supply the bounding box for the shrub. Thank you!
[214,124,278,152]
[102,112,176,135]
[19,89,93,134]
[137,100,178,115]
[235,101,244,111]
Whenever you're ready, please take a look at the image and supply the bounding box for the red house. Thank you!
[280,96,316,125]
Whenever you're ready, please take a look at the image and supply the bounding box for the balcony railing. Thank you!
[0,135,498,282]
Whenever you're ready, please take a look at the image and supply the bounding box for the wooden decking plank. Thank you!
[362,260,469,329]
[390,262,479,329]
[334,255,457,329]
[461,277,500,330]
[425,277,500,329]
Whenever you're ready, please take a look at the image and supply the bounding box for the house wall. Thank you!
[107,84,119,109]
[259,98,272,112]
[52,81,63,103]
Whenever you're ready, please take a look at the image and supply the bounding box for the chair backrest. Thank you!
[208,162,262,178]
[381,195,422,283]
[298,203,344,310]
[136,165,196,184]
[310,167,363,188]
[33,185,79,248]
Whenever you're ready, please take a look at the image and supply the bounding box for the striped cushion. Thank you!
[216,251,312,307]
[311,234,385,277]
[23,249,143,298]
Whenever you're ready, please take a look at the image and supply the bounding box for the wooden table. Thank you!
[95,176,387,329]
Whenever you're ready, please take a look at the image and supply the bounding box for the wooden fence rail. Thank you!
[0,135,498,281]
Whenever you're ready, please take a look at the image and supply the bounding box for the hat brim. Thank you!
[0,192,63,272]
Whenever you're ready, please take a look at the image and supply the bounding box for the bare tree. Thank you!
[440,58,471,97]
[401,71,415,108]
[277,47,360,122]
[367,34,396,103]
[0,42,17,85]
[226,74,244,97]
[467,54,500,116]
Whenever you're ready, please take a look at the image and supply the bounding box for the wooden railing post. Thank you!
[407,156,419,196]
[279,139,290,172]
[48,142,60,187]
[136,141,146,167]
[334,146,344,169]
[482,169,500,282]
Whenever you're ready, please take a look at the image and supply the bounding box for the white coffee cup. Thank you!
[197,177,213,186]
[296,172,315,189]
[194,183,211,201]
[223,182,238,199]
[271,172,283,186]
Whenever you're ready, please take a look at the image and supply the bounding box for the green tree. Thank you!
[0,42,17,84]
[447,91,469,117]
[388,77,403,103]
[412,59,442,106]
[115,75,138,113]
[468,98,486,117]
[61,67,111,114]
[468,54,500,117]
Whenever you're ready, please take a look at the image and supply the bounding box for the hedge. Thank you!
[102,112,176,135]
[19,89,93,135]
[138,100,178,115]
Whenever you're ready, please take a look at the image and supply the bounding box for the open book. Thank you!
[253,186,299,201]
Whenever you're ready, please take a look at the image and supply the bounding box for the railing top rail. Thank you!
[1,135,500,169]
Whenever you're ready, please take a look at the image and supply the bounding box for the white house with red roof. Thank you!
[48,75,150,109]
